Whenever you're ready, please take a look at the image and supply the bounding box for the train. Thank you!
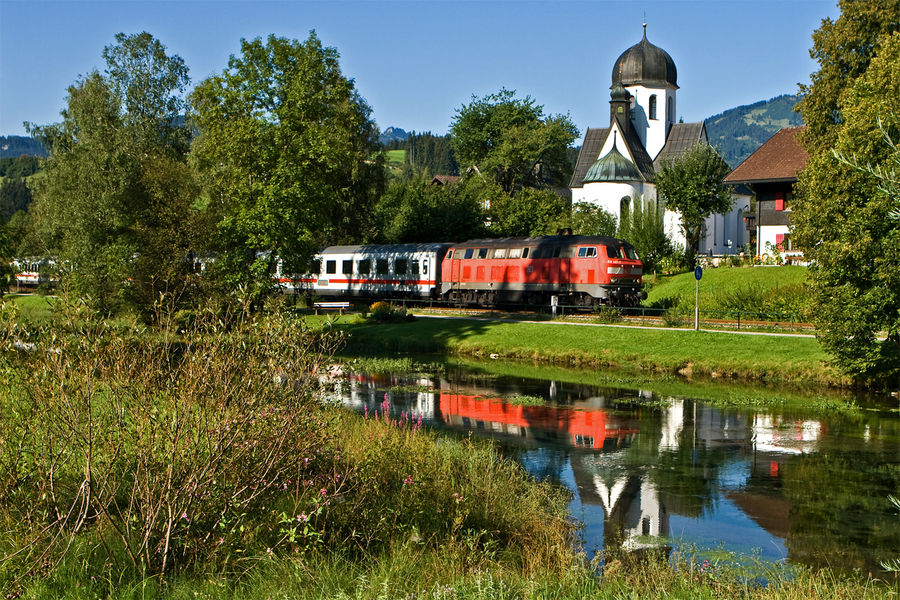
[281,234,646,307]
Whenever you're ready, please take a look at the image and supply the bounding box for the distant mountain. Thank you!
[0,135,47,158]
[705,94,803,168]
[379,126,408,146]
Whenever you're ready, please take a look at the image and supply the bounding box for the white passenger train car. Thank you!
[281,243,451,299]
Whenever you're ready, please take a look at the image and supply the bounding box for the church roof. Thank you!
[612,26,678,89]
[652,122,708,170]
[583,135,643,183]
[570,126,660,188]
[724,126,808,184]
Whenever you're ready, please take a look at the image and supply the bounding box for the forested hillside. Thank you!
[0,135,47,158]
[705,94,803,168]
[383,131,458,177]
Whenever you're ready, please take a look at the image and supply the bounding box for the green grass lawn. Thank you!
[384,149,405,166]
[5,293,55,324]
[645,265,810,315]
[337,316,840,386]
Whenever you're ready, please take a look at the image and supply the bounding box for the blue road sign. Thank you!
[694,266,703,280]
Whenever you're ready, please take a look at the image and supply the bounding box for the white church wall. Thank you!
[578,181,643,222]
[626,85,673,160]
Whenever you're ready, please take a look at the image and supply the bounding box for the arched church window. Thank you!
[649,95,657,120]
[667,96,674,122]
[620,196,631,218]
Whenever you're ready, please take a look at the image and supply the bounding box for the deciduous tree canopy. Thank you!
[794,30,900,383]
[27,32,199,315]
[654,142,731,266]
[190,32,384,299]
[450,89,578,194]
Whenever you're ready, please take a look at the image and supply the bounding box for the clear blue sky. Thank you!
[0,0,840,142]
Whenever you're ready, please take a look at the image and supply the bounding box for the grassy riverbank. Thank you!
[1,302,893,598]
[335,315,843,387]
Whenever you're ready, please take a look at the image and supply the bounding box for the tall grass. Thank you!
[0,297,575,596]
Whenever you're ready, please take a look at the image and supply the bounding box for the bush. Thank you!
[368,301,413,323]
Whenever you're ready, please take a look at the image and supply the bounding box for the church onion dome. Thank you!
[610,82,631,102]
[611,25,678,89]
[583,134,642,183]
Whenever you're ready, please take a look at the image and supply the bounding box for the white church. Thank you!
[569,26,749,255]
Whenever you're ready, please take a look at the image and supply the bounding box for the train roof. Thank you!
[318,243,452,255]
[449,235,632,249]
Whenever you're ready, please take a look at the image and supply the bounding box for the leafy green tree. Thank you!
[450,89,578,193]
[372,178,486,243]
[569,202,617,237]
[616,199,672,273]
[489,187,568,237]
[190,32,384,300]
[27,32,198,315]
[795,0,900,154]
[793,31,900,384]
[654,143,732,266]
[0,222,11,295]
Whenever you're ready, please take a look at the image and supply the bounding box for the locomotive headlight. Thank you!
[608,267,624,274]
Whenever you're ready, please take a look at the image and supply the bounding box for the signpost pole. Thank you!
[694,266,703,331]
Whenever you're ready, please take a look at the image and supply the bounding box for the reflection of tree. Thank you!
[781,450,900,575]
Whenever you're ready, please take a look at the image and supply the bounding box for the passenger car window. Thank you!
[342,260,353,274]
[376,259,389,274]
[358,259,371,275]
[326,260,336,274]
[311,260,321,274]
[395,259,408,275]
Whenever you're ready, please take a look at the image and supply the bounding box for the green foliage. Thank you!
[569,202,617,237]
[795,0,900,154]
[616,199,673,273]
[372,177,487,243]
[0,178,32,224]
[400,131,458,178]
[655,143,732,266]
[794,30,900,384]
[190,32,384,304]
[489,187,568,237]
[26,33,199,316]
[0,156,41,179]
[367,301,412,323]
[450,88,578,193]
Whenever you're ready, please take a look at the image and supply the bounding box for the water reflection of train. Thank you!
[341,372,639,451]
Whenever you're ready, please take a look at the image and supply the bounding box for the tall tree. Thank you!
[793,31,900,384]
[616,199,672,273]
[450,89,578,193]
[654,143,732,266]
[27,32,198,315]
[569,202,617,237]
[372,178,487,243]
[489,187,568,237]
[190,32,384,299]
[795,0,900,154]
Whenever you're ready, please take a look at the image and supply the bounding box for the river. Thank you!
[333,362,900,577]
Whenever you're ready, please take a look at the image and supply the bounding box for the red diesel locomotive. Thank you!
[439,235,645,307]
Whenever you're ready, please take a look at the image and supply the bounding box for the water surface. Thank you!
[335,365,900,576]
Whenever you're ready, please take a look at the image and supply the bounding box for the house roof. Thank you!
[653,122,708,170]
[430,175,460,186]
[724,126,808,184]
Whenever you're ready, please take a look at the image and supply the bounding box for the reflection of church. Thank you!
[570,26,750,255]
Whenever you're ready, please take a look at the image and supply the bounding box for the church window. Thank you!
[620,196,631,217]
[667,96,674,122]
[649,95,657,120]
